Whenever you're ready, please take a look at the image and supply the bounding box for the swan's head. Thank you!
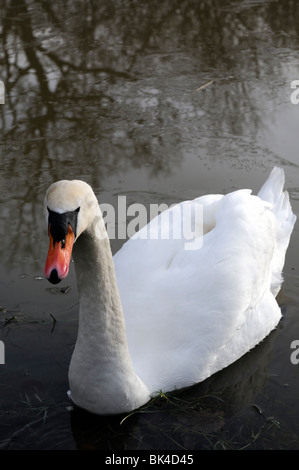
[44,180,99,284]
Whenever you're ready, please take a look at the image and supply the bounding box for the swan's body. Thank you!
[44,167,296,415]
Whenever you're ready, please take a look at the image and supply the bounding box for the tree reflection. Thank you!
[1,0,299,161]
[0,0,298,266]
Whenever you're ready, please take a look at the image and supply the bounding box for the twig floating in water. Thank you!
[60,286,71,294]
[192,80,215,94]
[50,313,57,333]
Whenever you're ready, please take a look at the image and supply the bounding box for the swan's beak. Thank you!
[44,225,75,284]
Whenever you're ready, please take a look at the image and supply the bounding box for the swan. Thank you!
[43,167,296,415]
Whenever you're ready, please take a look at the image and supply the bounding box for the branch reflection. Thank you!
[0,0,298,266]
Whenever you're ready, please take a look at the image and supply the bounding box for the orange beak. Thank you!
[44,225,75,284]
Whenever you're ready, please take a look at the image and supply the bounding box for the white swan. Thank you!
[44,167,296,415]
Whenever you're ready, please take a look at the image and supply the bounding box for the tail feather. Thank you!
[258,166,285,204]
[258,167,296,296]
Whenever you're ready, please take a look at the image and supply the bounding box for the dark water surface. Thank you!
[1,0,299,450]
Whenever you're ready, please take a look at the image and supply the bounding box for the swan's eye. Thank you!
[47,207,80,243]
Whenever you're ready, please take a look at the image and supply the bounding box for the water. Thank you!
[0,0,299,450]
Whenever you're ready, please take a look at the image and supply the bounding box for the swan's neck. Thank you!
[69,217,150,415]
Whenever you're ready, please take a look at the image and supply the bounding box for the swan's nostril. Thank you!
[48,269,61,285]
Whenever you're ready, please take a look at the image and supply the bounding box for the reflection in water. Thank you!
[1,0,299,270]
[70,327,280,450]
[0,0,299,450]
[0,321,284,450]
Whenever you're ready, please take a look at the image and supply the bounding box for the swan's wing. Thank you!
[121,193,223,268]
[114,190,282,393]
